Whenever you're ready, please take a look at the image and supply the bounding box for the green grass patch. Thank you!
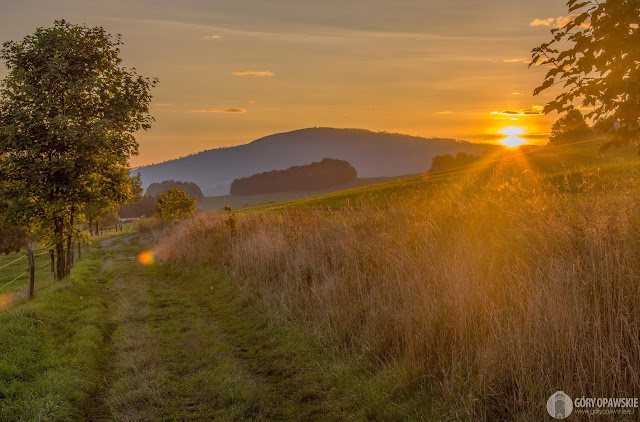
[0,242,116,421]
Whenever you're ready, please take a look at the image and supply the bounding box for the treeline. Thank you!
[430,152,480,173]
[119,196,158,219]
[120,180,203,218]
[146,180,204,199]
[0,222,24,255]
[230,158,357,195]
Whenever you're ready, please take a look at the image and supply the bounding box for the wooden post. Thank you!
[27,243,35,300]
[49,248,56,279]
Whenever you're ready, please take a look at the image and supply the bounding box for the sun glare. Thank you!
[498,126,528,148]
[499,126,526,136]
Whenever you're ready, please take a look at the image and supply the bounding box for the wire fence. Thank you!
[0,222,138,298]
[0,246,53,294]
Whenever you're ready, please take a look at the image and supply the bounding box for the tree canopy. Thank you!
[531,0,640,152]
[0,20,156,277]
[548,109,591,146]
[156,188,197,222]
[146,180,204,199]
[430,152,479,173]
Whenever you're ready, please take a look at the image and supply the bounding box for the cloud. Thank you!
[530,15,590,29]
[530,18,554,27]
[202,35,221,39]
[491,108,544,117]
[248,100,257,104]
[512,92,524,96]
[503,58,531,64]
[436,111,453,115]
[155,103,172,106]
[232,70,275,77]
[194,108,246,113]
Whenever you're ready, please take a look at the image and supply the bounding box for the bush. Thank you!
[156,188,197,222]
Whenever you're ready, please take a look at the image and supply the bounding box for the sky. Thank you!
[0,0,571,167]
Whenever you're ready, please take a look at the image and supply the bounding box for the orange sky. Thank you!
[0,1,571,166]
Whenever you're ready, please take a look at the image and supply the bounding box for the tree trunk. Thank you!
[27,242,35,300]
[88,215,93,236]
[66,207,75,274]
[54,217,66,280]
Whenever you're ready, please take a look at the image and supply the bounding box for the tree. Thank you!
[146,180,204,199]
[156,188,197,222]
[548,109,591,146]
[0,20,156,278]
[430,152,479,172]
[531,0,640,153]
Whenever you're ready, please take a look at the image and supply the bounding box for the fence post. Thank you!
[49,248,56,279]
[27,243,35,300]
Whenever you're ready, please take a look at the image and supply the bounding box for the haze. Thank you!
[0,1,568,166]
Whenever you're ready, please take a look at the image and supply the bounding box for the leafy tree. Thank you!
[548,109,591,146]
[156,188,197,222]
[0,221,24,255]
[146,180,204,199]
[0,20,156,278]
[430,152,479,172]
[83,173,142,236]
[531,0,640,153]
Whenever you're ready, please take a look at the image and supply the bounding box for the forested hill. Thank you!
[134,127,499,196]
[230,158,357,195]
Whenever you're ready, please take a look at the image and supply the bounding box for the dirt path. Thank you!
[95,235,356,421]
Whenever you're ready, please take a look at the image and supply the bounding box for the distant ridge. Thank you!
[135,127,499,196]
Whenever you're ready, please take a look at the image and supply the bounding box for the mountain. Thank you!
[133,127,499,196]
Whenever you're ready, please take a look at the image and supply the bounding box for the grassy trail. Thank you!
[95,234,365,421]
[1,232,425,420]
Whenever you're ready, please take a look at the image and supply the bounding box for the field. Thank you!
[155,138,640,420]
[1,139,640,420]
[197,176,410,211]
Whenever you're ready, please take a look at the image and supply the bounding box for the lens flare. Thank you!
[138,250,155,266]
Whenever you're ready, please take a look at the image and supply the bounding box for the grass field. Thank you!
[197,176,411,211]
[0,231,427,420]
[154,139,640,420]
[2,139,640,420]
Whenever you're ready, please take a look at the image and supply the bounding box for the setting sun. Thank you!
[499,126,528,148]
[500,126,526,136]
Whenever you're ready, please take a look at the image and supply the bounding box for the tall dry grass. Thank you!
[154,163,640,420]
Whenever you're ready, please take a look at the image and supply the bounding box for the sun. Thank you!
[498,126,528,148]
[500,126,526,136]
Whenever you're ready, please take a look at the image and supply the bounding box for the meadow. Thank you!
[2,139,639,420]
[153,139,640,420]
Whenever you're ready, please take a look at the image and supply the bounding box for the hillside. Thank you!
[134,128,499,196]
[242,138,638,212]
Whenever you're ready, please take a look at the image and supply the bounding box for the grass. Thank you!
[197,176,410,211]
[154,140,640,420]
[3,140,640,420]
[3,229,425,420]
[0,242,113,420]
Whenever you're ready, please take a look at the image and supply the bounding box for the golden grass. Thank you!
[154,160,640,419]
